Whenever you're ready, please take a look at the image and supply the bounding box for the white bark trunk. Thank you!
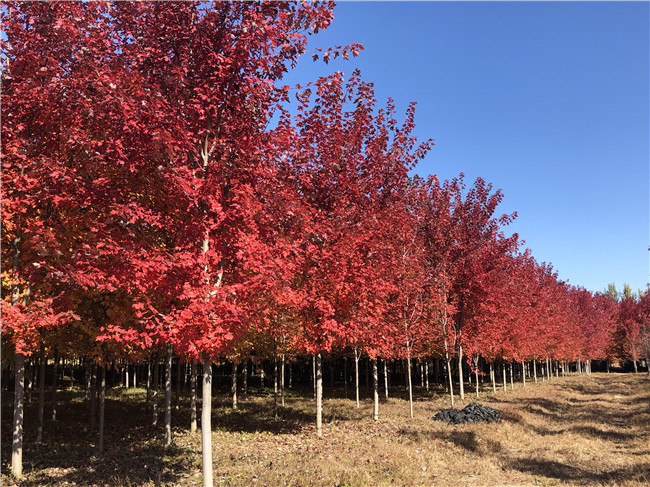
[384,360,389,400]
[372,359,379,421]
[354,348,360,408]
[164,344,173,448]
[458,343,465,401]
[315,353,323,438]
[190,361,197,433]
[407,357,413,419]
[202,360,213,487]
[11,353,25,478]
[37,350,45,442]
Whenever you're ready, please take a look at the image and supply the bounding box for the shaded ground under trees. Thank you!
[1,372,648,486]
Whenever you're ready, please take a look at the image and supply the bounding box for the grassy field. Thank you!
[2,372,649,486]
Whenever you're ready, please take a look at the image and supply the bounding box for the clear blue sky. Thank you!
[279,1,649,294]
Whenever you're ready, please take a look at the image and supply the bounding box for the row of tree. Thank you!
[2,2,648,485]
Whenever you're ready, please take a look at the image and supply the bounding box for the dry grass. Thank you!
[2,372,649,486]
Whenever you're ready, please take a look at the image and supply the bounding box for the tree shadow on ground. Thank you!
[508,458,650,485]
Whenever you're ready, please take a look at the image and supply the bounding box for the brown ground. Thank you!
[2,372,649,486]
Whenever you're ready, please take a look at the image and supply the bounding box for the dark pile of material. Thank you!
[431,402,501,424]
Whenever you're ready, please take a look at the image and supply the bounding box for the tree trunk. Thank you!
[52,348,58,421]
[407,356,414,419]
[37,348,45,442]
[445,354,455,408]
[372,359,379,421]
[175,359,181,411]
[232,361,238,411]
[152,354,159,427]
[146,359,152,403]
[273,348,278,421]
[425,361,430,391]
[344,357,348,398]
[312,356,316,399]
[384,359,389,400]
[201,360,213,487]
[242,359,248,396]
[474,356,480,398]
[98,362,106,454]
[84,358,91,400]
[315,353,323,438]
[190,361,197,433]
[533,358,538,383]
[457,343,465,401]
[354,347,360,408]
[522,360,526,387]
[490,363,496,393]
[280,352,285,408]
[509,362,514,390]
[502,364,507,392]
[164,344,173,448]
[11,352,25,478]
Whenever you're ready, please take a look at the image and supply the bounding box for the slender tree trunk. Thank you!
[273,352,278,420]
[354,347,360,408]
[457,343,465,401]
[315,353,323,438]
[407,356,414,419]
[146,359,152,404]
[533,358,538,383]
[52,348,58,421]
[11,352,25,478]
[84,358,91,400]
[502,364,507,392]
[152,355,159,427]
[312,356,316,399]
[509,362,514,390]
[522,360,526,387]
[384,360,389,400]
[344,357,348,398]
[190,361,197,433]
[175,359,181,411]
[98,362,106,454]
[242,359,248,396]
[164,344,173,448]
[474,356,480,398]
[201,360,213,487]
[232,361,238,411]
[37,348,46,442]
[372,359,379,421]
[490,363,496,393]
[425,361,430,391]
[445,354,455,408]
[280,353,285,408]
